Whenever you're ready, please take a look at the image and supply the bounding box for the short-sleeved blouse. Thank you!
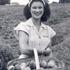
[14,18,56,50]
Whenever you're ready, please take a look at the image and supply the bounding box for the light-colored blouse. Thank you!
[14,18,56,51]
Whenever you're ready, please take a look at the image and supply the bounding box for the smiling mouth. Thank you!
[34,12,42,16]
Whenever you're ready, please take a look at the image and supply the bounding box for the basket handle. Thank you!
[33,48,40,70]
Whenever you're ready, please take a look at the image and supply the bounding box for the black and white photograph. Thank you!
[0,0,70,70]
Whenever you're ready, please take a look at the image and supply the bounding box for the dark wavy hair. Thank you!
[23,0,51,22]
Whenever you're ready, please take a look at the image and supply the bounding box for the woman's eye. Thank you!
[32,6,43,9]
[32,7,37,9]
[39,6,42,9]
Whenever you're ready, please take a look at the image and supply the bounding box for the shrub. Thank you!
[0,44,19,70]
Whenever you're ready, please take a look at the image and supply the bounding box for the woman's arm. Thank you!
[18,31,34,57]
[18,30,29,54]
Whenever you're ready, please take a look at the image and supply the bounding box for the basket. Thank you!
[7,48,64,70]
[7,57,64,70]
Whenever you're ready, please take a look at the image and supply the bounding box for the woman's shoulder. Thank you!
[45,25,55,32]
[14,18,32,31]
[18,18,32,27]
[43,24,56,37]
[44,24,53,29]
[41,24,52,30]
[15,20,30,28]
[14,19,32,39]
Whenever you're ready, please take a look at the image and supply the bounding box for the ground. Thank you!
[0,3,70,69]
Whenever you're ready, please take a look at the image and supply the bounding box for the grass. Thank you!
[0,3,70,67]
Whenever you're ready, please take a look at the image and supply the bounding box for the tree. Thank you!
[59,0,70,3]
[0,0,10,5]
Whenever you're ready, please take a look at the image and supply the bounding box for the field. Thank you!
[0,3,70,69]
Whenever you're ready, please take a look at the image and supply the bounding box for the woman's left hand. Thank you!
[42,48,52,56]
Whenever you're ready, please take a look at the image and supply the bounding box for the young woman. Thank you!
[13,0,56,69]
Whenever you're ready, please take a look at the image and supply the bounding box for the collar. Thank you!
[26,18,48,30]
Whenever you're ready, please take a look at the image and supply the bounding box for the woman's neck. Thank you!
[32,18,41,31]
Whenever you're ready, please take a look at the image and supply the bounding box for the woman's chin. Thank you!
[32,16,42,19]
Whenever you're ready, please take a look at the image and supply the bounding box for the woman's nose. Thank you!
[36,9,40,12]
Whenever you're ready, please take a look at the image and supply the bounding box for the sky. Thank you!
[10,0,59,5]
[48,0,59,3]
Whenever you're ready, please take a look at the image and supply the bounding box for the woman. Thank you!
[23,0,50,22]
[14,0,56,69]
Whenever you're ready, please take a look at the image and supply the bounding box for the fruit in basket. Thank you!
[38,67,44,70]
[8,65,15,70]
[29,60,36,69]
[14,64,21,70]
[25,67,31,70]
[48,59,57,67]
[20,63,27,70]
[40,60,47,68]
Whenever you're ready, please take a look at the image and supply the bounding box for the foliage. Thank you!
[0,0,10,5]
[0,44,19,70]
[52,37,70,64]
[59,0,70,3]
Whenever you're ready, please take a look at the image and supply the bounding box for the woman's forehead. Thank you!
[31,1,44,6]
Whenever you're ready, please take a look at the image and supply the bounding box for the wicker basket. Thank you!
[7,57,64,70]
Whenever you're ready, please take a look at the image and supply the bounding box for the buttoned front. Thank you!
[29,23,51,50]
[14,18,56,51]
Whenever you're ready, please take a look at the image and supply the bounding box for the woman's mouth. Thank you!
[34,12,42,16]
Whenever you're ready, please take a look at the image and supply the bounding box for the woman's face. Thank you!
[30,1,44,19]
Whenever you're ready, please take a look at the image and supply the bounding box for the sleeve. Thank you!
[14,22,29,40]
[47,26,56,38]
